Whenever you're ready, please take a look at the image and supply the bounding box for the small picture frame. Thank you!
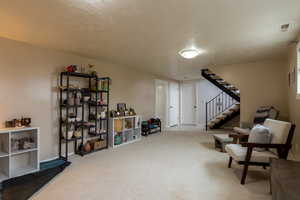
[117,103,126,112]
[288,72,291,88]
[294,66,297,84]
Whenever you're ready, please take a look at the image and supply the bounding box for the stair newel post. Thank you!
[205,101,208,131]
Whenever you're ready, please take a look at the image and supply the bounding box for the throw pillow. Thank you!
[248,124,272,152]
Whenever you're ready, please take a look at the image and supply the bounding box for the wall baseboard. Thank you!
[41,152,74,163]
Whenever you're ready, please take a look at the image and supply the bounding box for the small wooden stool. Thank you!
[213,134,234,152]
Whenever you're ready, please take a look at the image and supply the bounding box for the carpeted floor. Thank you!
[31,131,271,200]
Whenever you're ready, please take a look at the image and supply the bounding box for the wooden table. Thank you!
[270,158,300,200]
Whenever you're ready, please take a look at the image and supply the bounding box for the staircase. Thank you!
[201,69,240,130]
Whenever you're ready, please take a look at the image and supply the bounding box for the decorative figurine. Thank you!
[14,119,22,127]
[67,131,74,139]
[21,117,31,127]
[129,108,136,116]
[65,65,77,72]
[88,64,97,76]
[100,111,106,119]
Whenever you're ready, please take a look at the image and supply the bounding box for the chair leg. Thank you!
[228,157,233,168]
[241,164,249,185]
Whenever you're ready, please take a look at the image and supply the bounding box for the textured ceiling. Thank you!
[0,0,300,79]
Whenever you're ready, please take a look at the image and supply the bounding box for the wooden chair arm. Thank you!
[240,143,291,149]
[229,133,249,144]
[241,143,292,159]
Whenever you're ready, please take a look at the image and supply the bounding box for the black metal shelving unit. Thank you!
[59,72,110,161]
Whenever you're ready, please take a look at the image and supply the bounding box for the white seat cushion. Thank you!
[225,144,278,163]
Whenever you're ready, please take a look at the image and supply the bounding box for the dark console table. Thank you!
[271,158,300,200]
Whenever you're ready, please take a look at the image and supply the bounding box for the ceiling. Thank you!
[1,0,300,80]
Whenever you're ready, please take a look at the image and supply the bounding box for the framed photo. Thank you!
[117,103,126,111]
[292,67,296,85]
[288,72,291,88]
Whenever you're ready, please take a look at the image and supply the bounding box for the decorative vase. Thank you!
[84,142,91,152]
[67,131,74,139]
[100,111,106,119]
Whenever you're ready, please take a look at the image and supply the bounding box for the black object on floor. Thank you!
[142,118,161,136]
[1,158,71,200]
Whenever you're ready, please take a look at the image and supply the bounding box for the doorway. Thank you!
[180,81,197,125]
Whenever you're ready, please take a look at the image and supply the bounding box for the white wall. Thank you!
[196,79,222,125]
[210,60,288,123]
[287,43,300,159]
[0,37,174,161]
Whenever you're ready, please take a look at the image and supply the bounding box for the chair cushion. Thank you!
[233,127,251,135]
[263,119,291,154]
[213,134,233,143]
[225,144,278,163]
[248,124,272,152]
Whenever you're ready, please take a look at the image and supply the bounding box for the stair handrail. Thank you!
[205,91,237,130]
[201,69,240,102]
[207,91,224,104]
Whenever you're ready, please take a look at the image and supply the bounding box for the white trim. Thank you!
[154,79,169,128]
[40,152,74,163]
[296,42,300,98]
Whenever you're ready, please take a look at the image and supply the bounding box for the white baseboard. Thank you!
[41,152,74,163]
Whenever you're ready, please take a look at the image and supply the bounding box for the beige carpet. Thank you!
[32,131,271,200]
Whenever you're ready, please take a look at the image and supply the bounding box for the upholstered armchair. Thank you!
[233,106,279,136]
[225,119,295,185]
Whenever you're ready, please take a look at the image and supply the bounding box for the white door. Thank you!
[181,81,197,125]
[155,80,168,128]
[169,82,179,127]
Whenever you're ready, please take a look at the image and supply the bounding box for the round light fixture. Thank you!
[179,48,203,59]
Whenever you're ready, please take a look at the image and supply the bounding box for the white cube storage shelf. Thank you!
[109,116,141,148]
[0,127,39,181]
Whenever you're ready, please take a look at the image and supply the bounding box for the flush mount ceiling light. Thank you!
[281,23,290,32]
[179,48,204,59]
[281,22,296,32]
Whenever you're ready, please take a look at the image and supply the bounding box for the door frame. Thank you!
[168,81,180,127]
[155,79,169,129]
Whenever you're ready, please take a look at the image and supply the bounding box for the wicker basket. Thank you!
[90,139,107,150]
